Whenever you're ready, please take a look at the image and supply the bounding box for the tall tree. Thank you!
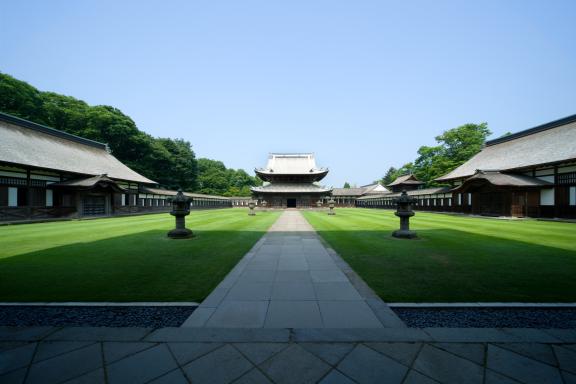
[381,167,398,185]
[343,182,351,188]
[413,122,491,186]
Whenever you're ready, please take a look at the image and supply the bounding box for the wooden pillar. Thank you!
[554,166,559,218]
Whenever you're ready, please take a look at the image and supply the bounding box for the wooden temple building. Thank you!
[0,112,230,222]
[357,113,576,218]
[331,183,389,207]
[251,153,332,208]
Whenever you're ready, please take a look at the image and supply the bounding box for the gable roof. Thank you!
[362,183,390,194]
[387,174,424,187]
[0,112,155,184]
[436,114,576,181]
[256,153,327,174]
[50,174,127,192]
[452,171,552,191]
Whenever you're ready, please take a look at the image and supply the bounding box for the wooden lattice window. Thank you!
[558,172,576,185]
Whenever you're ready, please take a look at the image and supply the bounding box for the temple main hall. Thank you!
[251,153,332,208]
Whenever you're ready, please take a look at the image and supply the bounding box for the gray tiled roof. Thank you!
[454,171,552,190]
[0,113,155,184]
[331,188,366,196]
[387,174,424,186]
[50,174,127,192]
[357,187,450,200]
[251,183,332,193]
[256,153,327,175]
[141,187,230,200]
[437,116,576,181]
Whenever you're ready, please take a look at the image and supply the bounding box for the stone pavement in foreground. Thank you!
[1,326,575,383]
[183,210,404,328]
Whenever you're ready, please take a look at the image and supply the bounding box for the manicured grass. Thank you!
[0,209,280,302]
[303,209,576,302]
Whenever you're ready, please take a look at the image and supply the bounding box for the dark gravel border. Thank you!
[0,306,196,327]
[393,307,576,328]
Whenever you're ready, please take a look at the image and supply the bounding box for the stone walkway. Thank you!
[183,211,404,328]
[1,326,575,383]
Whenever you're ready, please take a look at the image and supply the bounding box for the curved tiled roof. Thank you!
[0,113,155,184]
[255,153,328,175]
[387,174,424,186]
[452,171,552,191]
[251,183,332,194]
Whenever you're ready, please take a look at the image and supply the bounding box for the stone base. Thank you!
[167,228,194,239]
[248,212,256,216]
[392,229,417,239]
[328,211,335,215]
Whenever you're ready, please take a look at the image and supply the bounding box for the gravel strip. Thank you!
[394,307,576,328]
[0,306,196,327]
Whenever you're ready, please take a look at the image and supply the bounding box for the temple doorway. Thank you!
[287,198,297,208]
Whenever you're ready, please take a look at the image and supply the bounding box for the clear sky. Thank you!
[1,1,575,187]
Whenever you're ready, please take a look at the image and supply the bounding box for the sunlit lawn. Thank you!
[0,209,280,302]
[303,208,576,302]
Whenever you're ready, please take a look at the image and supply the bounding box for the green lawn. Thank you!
[0,209,280,302]
[303,208,576,302]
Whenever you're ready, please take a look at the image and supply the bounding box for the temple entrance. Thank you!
[287,198,296,208]
[82,195,106,216]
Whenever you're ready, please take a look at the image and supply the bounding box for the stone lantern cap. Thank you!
[393,190,416,205]
[171,189,191,216]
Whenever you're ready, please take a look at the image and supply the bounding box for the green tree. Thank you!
[381,167,398,185]
[343,182,351,188]
[197,158,260,196]
[413,122,491,186]
[0,72,203,191]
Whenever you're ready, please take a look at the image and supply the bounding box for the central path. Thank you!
[183,211,404,328]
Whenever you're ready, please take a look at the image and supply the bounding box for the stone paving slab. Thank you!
[183,211,404,328]
[1,326,575,383]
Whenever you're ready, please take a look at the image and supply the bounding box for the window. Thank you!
[46,189,53,207]
[121,194,126,206]
[570,186,576,206]
[8,187,18,207]
[540,188,555,205]
[457,194,462,205]
[467,193,472,205]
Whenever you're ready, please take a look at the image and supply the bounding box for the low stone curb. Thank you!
[2,326,575,343]
[389,302,576,308]
[0,302,199,307]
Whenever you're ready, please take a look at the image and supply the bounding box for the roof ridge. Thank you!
[486,113,576,146]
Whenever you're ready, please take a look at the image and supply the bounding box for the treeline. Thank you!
[0,73,257,196]
[197,159,261,196]
[381,123,492,187]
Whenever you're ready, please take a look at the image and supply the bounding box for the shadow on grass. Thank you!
[313,228,576,302]
[0,229,266,302]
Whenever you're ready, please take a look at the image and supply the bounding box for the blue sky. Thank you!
[1,1,575,187]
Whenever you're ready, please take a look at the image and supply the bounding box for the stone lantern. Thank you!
[392,190,417,239]
[168,189,193,239]
[248,200,256,216]
[328,198,336,215]
[261,199,267,211]
[316,200,323,208]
